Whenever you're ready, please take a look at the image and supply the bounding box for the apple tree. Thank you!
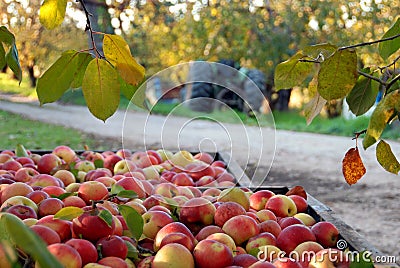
[274,18,400,183]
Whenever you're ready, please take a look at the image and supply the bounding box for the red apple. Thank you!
[179,197,216,226]
[194,152,214,164]
[265,195,297,217]
[206,232,236,254]
[276,224,316,253]
[6,204,37,220]
[217,187,250,211]
[153,182,179,198]
[28,174,62,188]
[62,196,86,208]
[116,149,132,159]
[154,222,196,251]
[113,159,137,175]
[14,167,39,183]
[214,201,246,227]
[96,235,128,259]
[171,173,195,186]
[248,261,276,267]
[78,181,109,205]
[311,221,339,248]
[222,215,260,245]
[233,253,258,267]
[42,185,66,197]
[37,154,62,174]
[38,198,65,217]
[142,210,174,239]
[258,220,282,238]
[153,243,195,268]
[115,176,146,199]
[249,190,275,211]
[27,190,50,204]
[66,238,99,266]
[193,239,234,268]
[45,243,82,268]
[245,232,277,253]
[308,248,350,268]
[256,209,277,222]
[30,225,61,245]
[37,215,72,242]
[288,195,308,213]
[72,207,115,242]
[1,182,33,204]
[195,225,224,241]
[98,256,128,268]
[53,170,76,186]
[2,160,23,171]
[273,257,302,268]
[52,145,77,164]
[159,232,195,251]
[104,154,123,173]
[279,216,304,229]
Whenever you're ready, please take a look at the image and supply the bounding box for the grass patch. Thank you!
[0,110,121,151]
[0,72,37,98]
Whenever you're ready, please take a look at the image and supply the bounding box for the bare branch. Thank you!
[357,70,385,84]
[339,33,400,50]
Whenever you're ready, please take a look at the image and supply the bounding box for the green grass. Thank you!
[0,72,37,97]
[0,110,120,151]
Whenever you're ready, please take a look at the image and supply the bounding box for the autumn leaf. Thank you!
[376,140,400,174]
[285,186,307,200]
[39,0,68,30]
[342,147,366,185]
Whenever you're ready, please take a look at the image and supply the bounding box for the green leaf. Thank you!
[0,213,63,268]
[94,159,104,169]
[69,53,93,89]
[303,43,338,59]
[111,184,125,195]
[303,92,327,125]
[39,0,68,30]
[54,207,84,220]
[0,26,15,46]
[54,192,76,200]
[349,251,374,268]
[15,144,28,157]
[346,70,379,116]
[125,241,139,260]
[0,43,5,69]
[117,190,138,199]
[363,90,400,149]
[376,140,400,174]
[103,34,145,86]
[118,205,143,240]
[318,49,358,100]
[379,18,400,60]
[274,51,314,90]
[81,58,120,122]
[5,44,22,83]
[37,50,92,105]
[98,209,113,227]
[119,76,149,110]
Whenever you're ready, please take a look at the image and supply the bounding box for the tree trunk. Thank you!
[28,65,36,87]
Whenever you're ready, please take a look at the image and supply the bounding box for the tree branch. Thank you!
[357,70,385,84]
[387,73,400,90]
[339,33,400,51]
[78,0,103,58]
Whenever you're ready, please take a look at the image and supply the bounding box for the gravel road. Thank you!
[0,95,399,262]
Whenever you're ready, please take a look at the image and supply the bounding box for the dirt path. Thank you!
[0,96,399,261]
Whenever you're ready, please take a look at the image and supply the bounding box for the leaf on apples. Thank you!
[285,185,307,200]
[15,144,29,157]
[349,251,374,268]
[94,159,104,169]
[81,58,120,122]
[125,241,139,261]
[39,0,67,30]
[0,213,63,268]
[117,190,138,199]
[376,140,400,174]
[118,205,143,241]
[378,18,400,60]
[111,184,125,195]
[53,192,77,200]
[318,49,358,100]
[98,209,114,228]
[248,247,261,258]
[342,147,366,185]
[54,207,84,220]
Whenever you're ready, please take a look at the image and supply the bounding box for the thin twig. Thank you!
[378,55,400,72]
[298,59,322,63]
[352,129,367,140]
[357,70,384,84]
[387,73,400,90]
[339,33,400,50]
[78,0,103,58]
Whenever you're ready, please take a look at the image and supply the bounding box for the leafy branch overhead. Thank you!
[36,0,145,121]
[275,17,400,182]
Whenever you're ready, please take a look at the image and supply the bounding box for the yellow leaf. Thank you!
[82,58,120,122]
[376,140,400,174]
[103,34,145,86]
[342,147,366,185]
[39,0,67,30]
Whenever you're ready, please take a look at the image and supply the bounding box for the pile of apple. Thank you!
[0,146,352,268]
